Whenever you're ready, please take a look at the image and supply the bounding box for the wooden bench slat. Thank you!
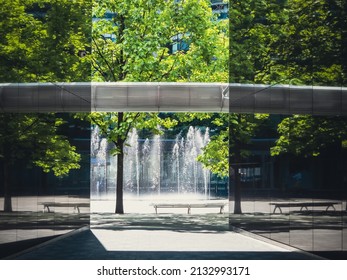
[152,203,226,214]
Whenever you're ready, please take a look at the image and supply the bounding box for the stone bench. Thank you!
[152,203,226,214]
[39,202,89,213]
[269,202,340,214]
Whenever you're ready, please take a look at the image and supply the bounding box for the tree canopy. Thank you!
[0,0,91,83]
[0,114,81,176]
[271,115,347,157]
[92,0,228,82]
[266,0,347,157]
[229,0,345,85]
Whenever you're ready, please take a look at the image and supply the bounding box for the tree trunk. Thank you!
[233,166,242,214]
[115,112,124,214]
[229,115,243,214]
[3,159,12,212]
[115,148,124,214]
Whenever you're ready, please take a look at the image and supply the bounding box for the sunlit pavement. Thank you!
[11,224,320,259]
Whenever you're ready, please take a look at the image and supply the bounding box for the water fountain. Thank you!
[177,127,211,196]
[91,126,211,199]
[91,126,108,197]
[124,128,140,196]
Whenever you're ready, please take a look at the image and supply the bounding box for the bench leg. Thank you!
[326,205,336,211]
[273,206,282,214]
[219,206,224,214]
[188,206,191,214]
[154,206,158,214]
[44,205,51,213]
[74,206,80,214]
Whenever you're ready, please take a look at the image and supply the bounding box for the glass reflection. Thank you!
[229,145,347,258]
[0,114,90,259]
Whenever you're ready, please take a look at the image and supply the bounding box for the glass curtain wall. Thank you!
[0,0,92,259]
[228,0,347,258]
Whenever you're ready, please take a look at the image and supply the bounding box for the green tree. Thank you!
[229,0,345,85]
[0,0,91,82]
[225,0,346,213]
[89,0,228,214]
[229,0,288,83]
[230,0,346,157]
[268,0,347,198]
[264,0,346,85]
[0,114,81,212]
[0,0,91,212]
[92,0,227,83]
[271,115,347,157]
[194,0,277,214]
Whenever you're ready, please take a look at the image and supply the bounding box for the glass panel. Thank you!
[228,0,346,259]
[0,0,91,258]
[343,203,347,251]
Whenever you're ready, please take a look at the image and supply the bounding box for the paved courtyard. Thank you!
[1,195,346,259]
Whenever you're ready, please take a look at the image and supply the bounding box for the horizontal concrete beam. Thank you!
[0,82,346,115]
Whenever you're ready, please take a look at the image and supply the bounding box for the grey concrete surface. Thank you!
[2,196,345,260]
[10,212,322,260]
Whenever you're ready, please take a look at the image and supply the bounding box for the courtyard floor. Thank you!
[1,195,346,259]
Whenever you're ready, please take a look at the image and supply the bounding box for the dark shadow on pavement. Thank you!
[0,235,57,259]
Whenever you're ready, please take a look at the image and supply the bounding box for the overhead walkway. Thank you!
[0,82,346,115]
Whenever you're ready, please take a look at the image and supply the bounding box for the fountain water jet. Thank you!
[124,128,140,196]
[91,126,107,197]
[91,126,211,199]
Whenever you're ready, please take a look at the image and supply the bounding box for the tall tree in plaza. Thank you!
[0,115,81,212]
[90,0,228,214]
[226,0,277,213]
[0,0,91,212]
[268,0,347,203]
[204,0,346,213]
[188,0,282,214]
